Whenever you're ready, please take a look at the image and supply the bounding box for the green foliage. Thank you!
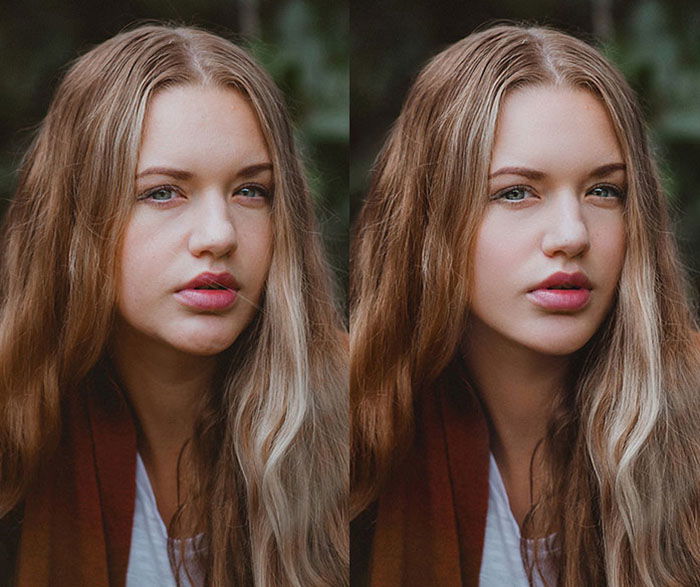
[605,0,700,308]
[251,0,349,303]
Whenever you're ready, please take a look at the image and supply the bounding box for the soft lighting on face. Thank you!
[116,84,274,358]
[468,85,626,357]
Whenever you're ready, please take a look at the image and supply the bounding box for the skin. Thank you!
[463,85,627,529]
[112,84,273,528]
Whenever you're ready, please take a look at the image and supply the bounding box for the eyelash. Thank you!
[490,183,626,205]
[234,183,272,200]
[587,184,625,199]
[490,185,533,203]
[136,183,273,206]
[136,184,181,204]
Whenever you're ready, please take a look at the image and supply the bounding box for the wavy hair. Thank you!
[0,25,348,586]
[351,25,700,586]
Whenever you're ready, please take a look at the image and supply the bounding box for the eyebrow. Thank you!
[237,162,273,178]
[488,163,626,181]
[136,167,192,180]
[135,162,273,181]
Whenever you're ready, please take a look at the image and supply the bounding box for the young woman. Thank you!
[351,25,700,586]
[0,25,347,586]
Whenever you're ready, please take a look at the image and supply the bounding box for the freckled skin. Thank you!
[469,85,626,356]
[116,85,273,357]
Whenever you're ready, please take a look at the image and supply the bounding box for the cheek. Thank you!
[591,215,627,286]
[471,214,527,298]
[239,218,273,286]
[116,220,163,312]
[116,249,145,316]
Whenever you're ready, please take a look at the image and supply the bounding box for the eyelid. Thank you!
[490,184,536,201]
[587,182,626,198]
[234,182,273,199]
[136,184,183,201]
[135,182,274,204]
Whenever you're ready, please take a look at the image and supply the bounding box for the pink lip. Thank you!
[174,271,239,311]
[527,271,592,312]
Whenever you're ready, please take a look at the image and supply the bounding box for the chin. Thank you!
[523,325,596,356]
[172,331,240,356]
[527,340,588,356]
[176,343,232,357]
[167,313,255,356]
[165,322,242,356]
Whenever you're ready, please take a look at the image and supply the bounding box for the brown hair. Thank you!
[0,25,347,586]
[351,25,700,586]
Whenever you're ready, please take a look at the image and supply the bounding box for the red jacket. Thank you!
[13,381,137,586]
[351,362,491,587]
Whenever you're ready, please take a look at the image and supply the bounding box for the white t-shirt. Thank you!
[126,454,203,586]
[479,454,557,587]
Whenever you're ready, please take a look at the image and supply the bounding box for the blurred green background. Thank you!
[351,0,700,313]
[0,0,348,303]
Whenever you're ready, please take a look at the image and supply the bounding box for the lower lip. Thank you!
[174,288,238,311]
[527,288,591,311]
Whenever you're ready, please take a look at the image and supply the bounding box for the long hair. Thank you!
[351,25,700,586]
[0,25,348,586]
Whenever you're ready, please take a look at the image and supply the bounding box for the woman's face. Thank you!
[468,85,626,356]
[116,84,273,357]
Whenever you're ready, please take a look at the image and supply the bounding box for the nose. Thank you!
[541,194,590,258]
[188,193,237,258]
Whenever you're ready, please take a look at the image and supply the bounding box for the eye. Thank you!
[234,183,271,200]
[137,186,181,203]
[492,186,535,202]
[587,184,625,199]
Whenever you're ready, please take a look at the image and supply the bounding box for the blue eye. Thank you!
[235,184,270,199]
[139,186,179,202]
[588,184,624,199]
[493,186,533,202]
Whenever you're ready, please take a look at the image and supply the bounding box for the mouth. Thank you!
[174,271,239,311]
[180,271,239,291]
[192,283,229,290]
[532,271,592,291]
[527,271,592,311]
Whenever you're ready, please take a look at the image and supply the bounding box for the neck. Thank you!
[110,321,219,531]
[110,322,217,467]
[462,317,571,527]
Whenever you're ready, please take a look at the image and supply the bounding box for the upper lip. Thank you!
[179,271,239,291]
[530,271,592,291]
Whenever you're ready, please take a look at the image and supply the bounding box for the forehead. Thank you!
[490,85,623,174]
[138,84,270,171]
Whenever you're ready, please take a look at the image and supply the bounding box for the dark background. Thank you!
[350,0,700,312]
[0,0,348,300]
[2,1,700,311]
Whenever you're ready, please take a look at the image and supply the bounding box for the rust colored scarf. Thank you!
[16,385,137,586]
[357,367,491,587]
